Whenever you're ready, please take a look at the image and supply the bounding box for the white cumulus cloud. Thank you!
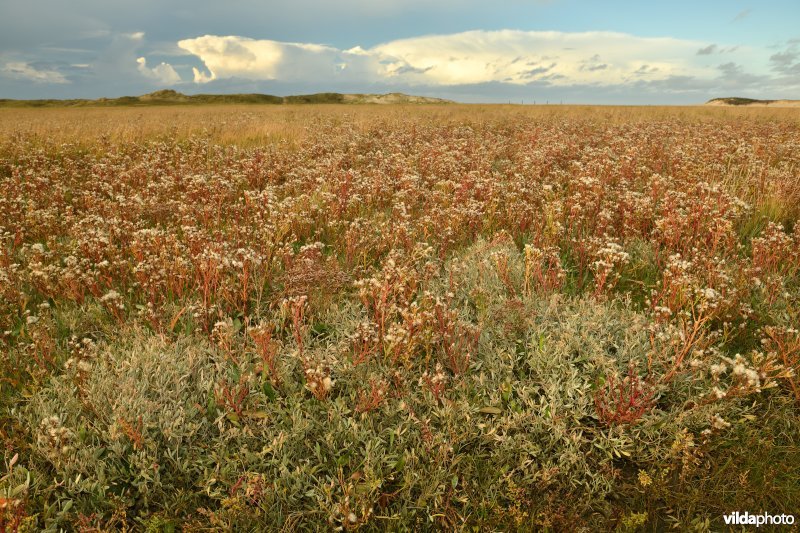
[179,35,381,84]
[372,30,713,85]
[178,30,726,87]
[136,57,181,84]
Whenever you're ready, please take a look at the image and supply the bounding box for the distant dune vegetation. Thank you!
[0,89,454,107]
[706,97,800,107]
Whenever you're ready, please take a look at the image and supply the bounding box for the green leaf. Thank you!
[263,381,277,402]
[206,391,218,418]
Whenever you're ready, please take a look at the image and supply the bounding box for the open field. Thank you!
[1,104,800,531]
[3,103,799,146]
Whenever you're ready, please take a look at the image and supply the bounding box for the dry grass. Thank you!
[2,103,799,147]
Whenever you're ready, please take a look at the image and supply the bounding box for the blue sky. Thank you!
[1,0,798,103]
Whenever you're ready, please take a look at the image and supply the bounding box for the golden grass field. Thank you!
[1,104,799,531]
[3,103,799,145]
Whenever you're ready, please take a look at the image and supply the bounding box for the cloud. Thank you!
[180,36,283,83]
[696,44,740,56]
[769,43,800,76]
[1,61,69,84]
[136,57,181,84]
[696,44,717,55]
[3,20,794,103]
[583,64,608,72]
[733,8,751,21]
[179,35,382,84]
[579,53,608,72]
[93,32,150,75]
[716,61,769,87]
[172,30,800,103]
[91,32,185,87]
[373,31,712,85]
[632,64,659,76]
[179,30,714,88]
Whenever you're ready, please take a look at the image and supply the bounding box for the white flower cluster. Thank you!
[419,362,448,388]
[710,413,731,430]
[591,239,630,272]
[64,335,97,376]
[729,353,763,389]
[305,364,334,397]
[100,289,124,311]
[37,416,73,458]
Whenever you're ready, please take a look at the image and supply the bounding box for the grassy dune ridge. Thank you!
[706,97,800,107]
[1,105,799,531]
[0,89,453,109]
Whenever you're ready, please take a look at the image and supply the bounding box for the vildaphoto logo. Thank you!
[723,512,795,527]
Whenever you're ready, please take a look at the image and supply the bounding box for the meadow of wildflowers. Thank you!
[1,105,799,530]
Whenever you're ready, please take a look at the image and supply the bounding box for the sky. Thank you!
[1,0,799,104]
